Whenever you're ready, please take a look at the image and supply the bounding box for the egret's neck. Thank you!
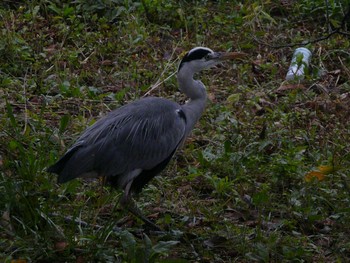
[177,68,207,134]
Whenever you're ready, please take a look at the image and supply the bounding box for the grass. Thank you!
[1,0,350,262]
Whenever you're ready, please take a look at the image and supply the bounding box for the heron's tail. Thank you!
[47,146,80,183]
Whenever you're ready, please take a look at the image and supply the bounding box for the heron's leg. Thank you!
[120,181,162,231]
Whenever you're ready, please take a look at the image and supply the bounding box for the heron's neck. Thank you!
[177,68,206,100]
[177,70,207,134]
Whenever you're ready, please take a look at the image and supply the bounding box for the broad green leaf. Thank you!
[59,115,70,134]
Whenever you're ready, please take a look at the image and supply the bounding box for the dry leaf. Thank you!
[207,92,216,102]
[276,84,305,93]
[55,241,68,252]
[318,165,334,175]
[305,171,326,182]
[1,210,14,234]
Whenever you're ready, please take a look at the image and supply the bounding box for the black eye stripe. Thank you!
[178,48,212,70]
[185,49,211,61]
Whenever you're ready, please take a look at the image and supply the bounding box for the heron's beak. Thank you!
[216,51,247,61]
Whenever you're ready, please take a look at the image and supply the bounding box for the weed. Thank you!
[1,0,350,261]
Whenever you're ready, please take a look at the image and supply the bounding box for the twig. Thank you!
[253,2,350,48]
[339,3,350,30]
[334,2,350,36]
[325,0,331,34]
[50,212,166,235]
[22,71,28,136]
[252,30,340,49]
[51,212,122,232]
[143,42,182,97]
[143,71,177,97]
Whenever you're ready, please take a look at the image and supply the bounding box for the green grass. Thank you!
[1,0,350,262]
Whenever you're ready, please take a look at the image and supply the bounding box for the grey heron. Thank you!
[48,47,245,229]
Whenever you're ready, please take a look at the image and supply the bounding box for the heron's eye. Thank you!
[204,54,211,60]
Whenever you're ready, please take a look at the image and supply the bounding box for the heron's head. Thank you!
[178,47,246,74]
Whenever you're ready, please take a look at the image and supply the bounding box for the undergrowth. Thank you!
[1,0,350,262]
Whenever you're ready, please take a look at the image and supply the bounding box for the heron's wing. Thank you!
[51,97,187,183]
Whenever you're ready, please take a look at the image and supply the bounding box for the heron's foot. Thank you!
[128,204,162,231]
[120,194,162,231]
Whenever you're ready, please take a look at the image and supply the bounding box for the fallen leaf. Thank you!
[101,60,113,66]
[305,171,325,182]
[1,210,14,234]
[328,69,341,75]
[318,165,334,174]
[203,235,228,248]
[276,84,305,93]
[207,92,216,102]
[76,255,85,263]
[55,241,68,252]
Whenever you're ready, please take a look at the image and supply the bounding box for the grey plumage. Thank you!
[48,47,245,228]
[50,97,186,192]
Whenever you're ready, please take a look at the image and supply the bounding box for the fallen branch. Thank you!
[253,3,350,48]
[252,30,341,49]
